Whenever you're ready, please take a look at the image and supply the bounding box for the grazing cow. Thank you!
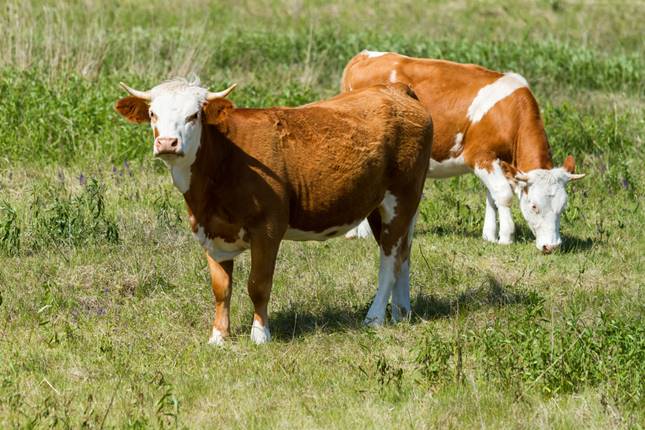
[115,78,432,344]
[342,51,585,253]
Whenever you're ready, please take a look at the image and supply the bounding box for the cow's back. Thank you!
[225,84,432,231]
[341,52,545,169]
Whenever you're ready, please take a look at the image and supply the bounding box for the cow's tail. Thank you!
[340,51,368,92]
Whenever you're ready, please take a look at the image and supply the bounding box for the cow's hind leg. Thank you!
[364,193,417,326]
[391,210,417,322]
[247,233,281,344]
[482,191,499,242]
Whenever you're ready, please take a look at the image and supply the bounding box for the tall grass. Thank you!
[1,1,643,428]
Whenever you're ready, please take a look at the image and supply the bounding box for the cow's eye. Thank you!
[531,203,539,213]
[150,111,157,121]
[186,112,199,123]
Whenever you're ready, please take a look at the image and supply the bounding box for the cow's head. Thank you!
[503,156,585,253]
[115,78,236,190]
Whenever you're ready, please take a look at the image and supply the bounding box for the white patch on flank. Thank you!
[380,191,398,224]
[284,221,362,241]
[450,133,464,155]
[363,50,387,58]
[467,72,529,124]
[208,328,225,346]
[389,69,398,83]
[427,155,471,178]
[364,238,402,326]
[194,225,249,262]
[250,319,271,344]
[345,218,372,239]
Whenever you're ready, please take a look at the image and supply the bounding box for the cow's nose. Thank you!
[155,137,182,156]
[542,244,558,254]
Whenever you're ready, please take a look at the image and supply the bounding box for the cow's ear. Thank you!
[500,161,520,181]
[500,160,528,192]
[563,155,586,181]
[115,97,150,123]
[203,98,234,129]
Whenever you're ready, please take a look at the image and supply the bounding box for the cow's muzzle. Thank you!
[154,137,184,157]
[541,243,560,254]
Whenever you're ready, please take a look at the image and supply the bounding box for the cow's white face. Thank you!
[149,87,206,172]
[115,79,236,193]
[515,168,578,253]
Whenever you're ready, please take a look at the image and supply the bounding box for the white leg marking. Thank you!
[208,328,225,346]
[475,161,515,244]
[250,319,271,345]
[345,218,373,238]
[391,259,410,322]
[391,212,417,322]
[482,191,498,242]
[497,206,515,245]
[467,72,529,124]
[365,240,401,326]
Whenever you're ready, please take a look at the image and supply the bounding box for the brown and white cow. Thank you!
[115,78,432,344]
[342,51,585,252]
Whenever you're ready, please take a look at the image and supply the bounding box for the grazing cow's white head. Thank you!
[504,156,585,253]
[115,78,236,192]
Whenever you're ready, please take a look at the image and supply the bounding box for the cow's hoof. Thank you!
[250,320,271,345]
[482,233,498,243]
[208,328,225,346]
[363,315,385,327]
[498,237,513,245]
[391,305,411,323]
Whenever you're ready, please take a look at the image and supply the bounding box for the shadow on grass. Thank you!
[419,222,593,254]
[411,275,537,320]
[270,275,539,341]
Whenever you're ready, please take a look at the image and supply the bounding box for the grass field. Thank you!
[1,0,643,428]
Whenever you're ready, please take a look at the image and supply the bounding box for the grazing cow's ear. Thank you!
[203,98,234,130]
[501,160,528,192]
[115,97,150,123]
[563,155,576,173]
[563,155,586,181]
[500,161,519,181]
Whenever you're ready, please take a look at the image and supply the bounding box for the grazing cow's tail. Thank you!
[340,51,367,92]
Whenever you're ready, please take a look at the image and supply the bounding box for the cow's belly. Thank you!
[194,225,249,262]
[284,221,362,241]
[427,156,472,178]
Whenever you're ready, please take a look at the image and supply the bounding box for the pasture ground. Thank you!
[0,1,643,428]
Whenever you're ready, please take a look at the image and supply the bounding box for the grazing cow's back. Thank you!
[342,51,585,252]
[116,80,432,344]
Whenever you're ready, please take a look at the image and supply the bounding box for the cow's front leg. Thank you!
[206,254,234,345]
[482,191,498,242]
[247,235,281,344]
[475,160,515,244]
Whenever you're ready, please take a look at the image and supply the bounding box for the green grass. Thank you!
[1,0,644,428]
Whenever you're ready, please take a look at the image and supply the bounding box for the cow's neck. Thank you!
[181,124,233,220]
[513,124,554,172]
